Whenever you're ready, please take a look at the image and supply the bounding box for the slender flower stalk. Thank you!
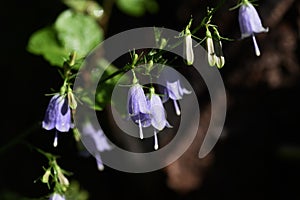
[238,0,268,56]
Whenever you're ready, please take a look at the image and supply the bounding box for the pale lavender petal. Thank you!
[239,3,268,38]
[167,81,182,100]
[149,94,169,131]
[181,87,192,95]
[167,80,191,100]
[130,112,151,127]
[128,84,149,116]
[49,193,65,200]
[81,122,112,152]
[42,94,60,130]
[55,96,72,132]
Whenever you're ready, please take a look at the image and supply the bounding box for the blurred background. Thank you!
[1,0,300,199]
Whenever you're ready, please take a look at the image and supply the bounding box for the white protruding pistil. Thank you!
[154,129,158,150]
[173,100,181,116]
[138,119,144,139]
[53,132,58,147]
[252,35,261,56]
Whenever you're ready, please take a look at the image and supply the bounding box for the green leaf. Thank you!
[116,0,159,17]
[62,0,104,19]
[27,27,69,67]
[54,9,103,58]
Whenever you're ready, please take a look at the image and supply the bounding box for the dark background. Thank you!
[1,0,300,199]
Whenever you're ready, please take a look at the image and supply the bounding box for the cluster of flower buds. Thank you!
[182,0,268,68]
[37,148,71,200]
[205,26,225,69]
[181,16,226,68]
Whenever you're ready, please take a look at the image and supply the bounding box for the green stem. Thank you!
[98,0,227,85]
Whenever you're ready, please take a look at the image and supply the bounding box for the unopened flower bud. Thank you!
[212,28,225,68]
[159,38,167,49]
[57,168,69,187]
[132,53,139,66]
[184,32,194,66]
[41,169,51,183]
[67,89,77,110]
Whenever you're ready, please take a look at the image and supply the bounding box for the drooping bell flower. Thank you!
[148,88,172,150]
[127,83,150,139]
[42,94,72,147]
[49,193,65,200]
[238,0,268,56]
[80,121,112,171]
[166,80,191,116]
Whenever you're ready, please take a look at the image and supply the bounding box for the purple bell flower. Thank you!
[49,193,65,200]
[148,92,172,150]
[166,80,191,116]
[42,94,72,147]
[127,84,150,139]
[238,0,268,56]
[81,121,112,171]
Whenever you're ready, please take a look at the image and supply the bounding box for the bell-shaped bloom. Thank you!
[127,84,150,139]
[42,94,73,147]
[42,94,72,132]
[238,1,268,56]
[166,80,191,116]
[80,121,112,171]
[49,193,65,200]
[148,92,172,150]
[148,93,171,131]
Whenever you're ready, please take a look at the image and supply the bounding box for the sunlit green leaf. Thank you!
[27,27,69,67]
[116,0,159,17]
[55,9,103,58]
[62,0,104,19]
